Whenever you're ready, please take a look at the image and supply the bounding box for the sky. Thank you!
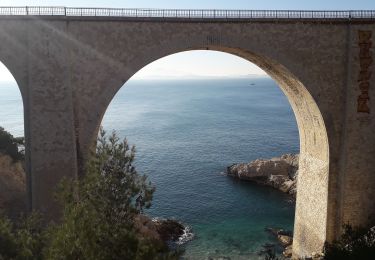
[0,0,374,82]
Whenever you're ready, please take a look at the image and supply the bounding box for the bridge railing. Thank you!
[0,7,374,19]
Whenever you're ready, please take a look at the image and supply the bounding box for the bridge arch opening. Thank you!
[0,61,28,219]
[90,48,329,257]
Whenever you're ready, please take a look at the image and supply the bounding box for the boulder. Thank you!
[283,245,293,258]
[227,154,299,179]
[269,175,290,190]
[227,154,299,197]
[134,214,162,242]
[280,179,295,193]
[134,215,187,247]
[278,234,293,246]
[154,218,185,242]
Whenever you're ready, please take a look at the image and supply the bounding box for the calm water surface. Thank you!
[0,77,299,259]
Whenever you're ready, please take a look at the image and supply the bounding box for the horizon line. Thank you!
[0,74,270,84]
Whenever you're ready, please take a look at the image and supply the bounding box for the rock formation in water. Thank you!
[0,153,27,219]
[264,227,294,258]
[227,154,299,196]
[134,215,186,247]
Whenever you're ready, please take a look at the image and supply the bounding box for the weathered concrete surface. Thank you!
[0,16,374,258]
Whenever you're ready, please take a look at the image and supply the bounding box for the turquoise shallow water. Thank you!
[0,77,298,259]
[101,78,298,259]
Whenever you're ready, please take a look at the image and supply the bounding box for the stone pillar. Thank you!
[26,20,78,221]
[336,25,375,230]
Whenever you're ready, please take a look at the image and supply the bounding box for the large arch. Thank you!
[0,60,29,218]
[85,47,330,257]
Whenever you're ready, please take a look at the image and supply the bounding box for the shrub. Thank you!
[324,224,375,260]
[0,126,24,161]
[0,128,181,259]
[45,128,177,260]
[0,212,45,260]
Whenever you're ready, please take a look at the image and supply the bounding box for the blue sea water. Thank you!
[0,77,299,259]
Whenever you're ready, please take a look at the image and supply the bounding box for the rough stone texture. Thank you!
[283,245,293,258]
[278,234,293,246]
[228,154,298,179]
[0,16,374,258]
[227,154,299,195]
[134,215,185,245]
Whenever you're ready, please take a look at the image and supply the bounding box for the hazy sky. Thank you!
[0,0,374,81]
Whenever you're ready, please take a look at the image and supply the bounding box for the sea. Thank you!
[0,77,299,259]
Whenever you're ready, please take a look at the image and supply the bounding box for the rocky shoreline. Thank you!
[227,154,299,258]
[227,154,299,197]
[0,153,191,250]
[263,227,294,258]
[134,215,192,249]
[2,151,299,257]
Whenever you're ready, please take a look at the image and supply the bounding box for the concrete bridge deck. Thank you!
[0,6,374,20]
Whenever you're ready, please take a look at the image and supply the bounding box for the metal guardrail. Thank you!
[0,7,374,19]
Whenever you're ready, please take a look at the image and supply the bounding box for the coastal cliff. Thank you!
[227,154,299,196]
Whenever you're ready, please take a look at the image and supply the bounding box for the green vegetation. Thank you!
[0,128,180,260]
[0,213,46,259]
[324,224,375,260]
[45,128,173,260]
[261,224,375,260]
[0,126,24,162]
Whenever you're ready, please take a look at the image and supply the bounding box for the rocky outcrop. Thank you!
[0,153,27,219]
[283,245,293,258]
[265,227,294,258]
[265,227,293,245]
[154,219,185,243]
[227,154,299,196]
[134,215,188,247]
[278,233,293,246]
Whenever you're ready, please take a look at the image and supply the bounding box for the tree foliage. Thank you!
[0,128,180,260]
[45,128,174,260]
[0,212,46,260]
[324,224,375,260]
[0,126,24,162]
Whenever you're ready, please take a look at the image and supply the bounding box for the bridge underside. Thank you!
[0,12,374,258]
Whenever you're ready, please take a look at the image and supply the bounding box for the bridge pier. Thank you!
[22,20,78,220]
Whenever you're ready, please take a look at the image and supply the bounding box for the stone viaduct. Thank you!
[0,7,374,258]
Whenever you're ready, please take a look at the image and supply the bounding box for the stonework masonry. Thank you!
[357,30,372,113]
[0,16,374,258]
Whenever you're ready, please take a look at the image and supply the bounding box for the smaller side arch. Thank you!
[0,22,33,214]
[0,60,29,218]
